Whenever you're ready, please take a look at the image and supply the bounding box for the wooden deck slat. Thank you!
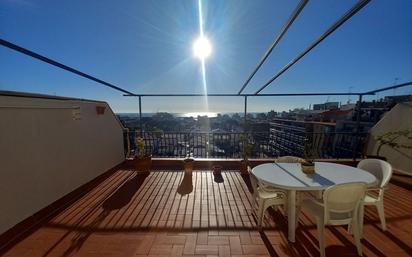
[1,169,411,257]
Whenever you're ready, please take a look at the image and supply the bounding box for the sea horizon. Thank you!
[116,112,260,118]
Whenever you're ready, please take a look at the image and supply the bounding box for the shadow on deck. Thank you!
[1,167,411,257]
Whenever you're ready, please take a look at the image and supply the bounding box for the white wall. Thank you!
[0,94,125,234]
[366,102,412,175]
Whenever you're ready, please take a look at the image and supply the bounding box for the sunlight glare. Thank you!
[193,36,212,60]
[196,0,210,140]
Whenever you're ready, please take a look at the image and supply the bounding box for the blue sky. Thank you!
[1,0,411,113]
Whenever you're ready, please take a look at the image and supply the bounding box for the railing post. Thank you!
[353,94,363,160]
[139,96,143,137]
[244,96,248,132]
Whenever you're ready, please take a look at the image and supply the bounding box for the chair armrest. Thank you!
[365,187,387,200]
[365,188,381,193]
[258,181,287,197]
[366,186,388,193]
[259,187,287,198]
[261,183,286,192]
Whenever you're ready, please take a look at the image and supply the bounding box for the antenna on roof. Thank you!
[348,86,353,103]
[393,77,399,96]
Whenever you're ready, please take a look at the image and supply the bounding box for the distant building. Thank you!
[384,95,412,106]
[268,119,336,158]
[335,120,374,134]
[319,109,353,123]
[313,102,339,111]
[340,103,356,110]
[248,122,270,133]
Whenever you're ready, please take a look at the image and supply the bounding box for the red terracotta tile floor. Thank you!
[1,169,411,257]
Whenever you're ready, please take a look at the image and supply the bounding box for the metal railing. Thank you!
[269,131,367,159]
[128,131,367,159]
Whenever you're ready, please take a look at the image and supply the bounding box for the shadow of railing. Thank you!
[45,171,149,257]
[36,169,412,257]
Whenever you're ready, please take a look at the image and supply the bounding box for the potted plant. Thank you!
[134,137,152,172]
[301,137,315,174]
[239,134,253,174]
[212,165,222,176]
[212,165,224,183]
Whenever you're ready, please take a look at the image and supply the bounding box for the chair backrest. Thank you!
[275,156,305,163]
[357,159,393,188]
[323,182,367,223]
[249,172,259,198]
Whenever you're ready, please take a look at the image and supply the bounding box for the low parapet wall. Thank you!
[0,92,125,234]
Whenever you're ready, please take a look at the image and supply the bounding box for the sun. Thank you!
[193,36,212,60]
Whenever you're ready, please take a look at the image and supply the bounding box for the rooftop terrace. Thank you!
[1,79,412,257]
[1,166,411,257]
[1,1,412,256]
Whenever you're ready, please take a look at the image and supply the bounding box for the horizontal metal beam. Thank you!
[254,0,371,95]
[363,81,412,95]
[237,0,308,95]
[0,38,135,95]
[124,92,369,97]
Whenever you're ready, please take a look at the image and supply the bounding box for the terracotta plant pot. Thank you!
[239,160,250,174]
[212,165,224,183]
[212,165,222,176]
[135,155,152,172]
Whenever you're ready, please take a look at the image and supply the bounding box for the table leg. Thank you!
[288,190,296,242]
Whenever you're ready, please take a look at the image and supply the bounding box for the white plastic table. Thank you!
[251,162,377,242]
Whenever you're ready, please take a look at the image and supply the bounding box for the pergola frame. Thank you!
[1,0,411,160]
[237,0,308,95]
[251,0,372,95]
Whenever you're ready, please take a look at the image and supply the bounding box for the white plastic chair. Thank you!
[275,156,305,163]
[250,172,286,227]
[276,156,323,205]
[357,159,393,231]
[301,182,367,257]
